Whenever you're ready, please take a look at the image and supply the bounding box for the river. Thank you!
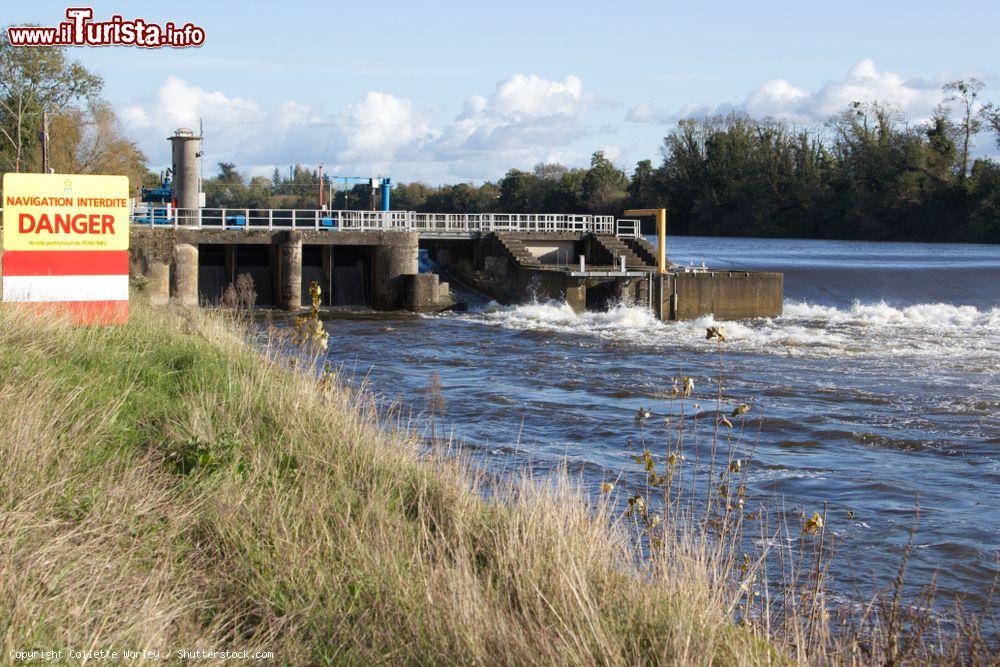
[318,236,1000,612]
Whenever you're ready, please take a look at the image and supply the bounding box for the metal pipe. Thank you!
[381,177,391,211]
[657,208,667,274]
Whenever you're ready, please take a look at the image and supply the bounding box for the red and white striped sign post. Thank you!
[2,173,129,325]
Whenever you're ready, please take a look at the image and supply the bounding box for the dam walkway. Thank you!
[128,208,640,239]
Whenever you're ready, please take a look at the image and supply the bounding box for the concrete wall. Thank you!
[522,240,577,264]
[130,228,422,312]
[127,229,782,319]
[661,271,783,320]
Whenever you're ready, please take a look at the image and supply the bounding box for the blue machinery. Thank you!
[133,172,173,224]
[135,171,246,226]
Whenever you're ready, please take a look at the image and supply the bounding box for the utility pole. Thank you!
[318,163,324,209]
[40,110,50,174]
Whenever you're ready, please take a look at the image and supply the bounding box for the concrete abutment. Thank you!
[130,228,455,313]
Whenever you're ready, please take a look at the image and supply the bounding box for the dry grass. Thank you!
[0,298,779,665]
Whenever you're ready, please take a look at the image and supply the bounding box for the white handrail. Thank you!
[122,207,620,235]
[615,219,641,239]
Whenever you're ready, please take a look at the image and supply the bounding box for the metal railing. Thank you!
[615,219,641,239]
[0,206,623,235]
[128,208,618,234]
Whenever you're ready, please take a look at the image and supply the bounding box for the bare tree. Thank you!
[48,102,148,188]
[943,78,984,181]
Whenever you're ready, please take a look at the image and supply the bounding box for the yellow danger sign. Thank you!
[2,173,129,251]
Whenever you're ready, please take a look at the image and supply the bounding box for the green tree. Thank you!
[944,78,984,182]
[204,163,272,209]
[0,28,103,173]
[216,162,243,184]
[498,169,535,211]
[923,109,958,181]
[626,159,659,209]
[964,159,1000,241]
[581,151,627,214]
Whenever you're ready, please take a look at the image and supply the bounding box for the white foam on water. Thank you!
[461,298,1000,362]
[476,301,664,336]
[783,300,1000,329]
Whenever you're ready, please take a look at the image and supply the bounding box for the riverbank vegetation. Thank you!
[0,299,781,664]
[2,299,995,663]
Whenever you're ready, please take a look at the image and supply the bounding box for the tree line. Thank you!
[393,79,1000,243]
[3,32,997,243]
[226,78,999,243]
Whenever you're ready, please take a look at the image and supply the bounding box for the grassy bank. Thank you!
[0,299,782,665]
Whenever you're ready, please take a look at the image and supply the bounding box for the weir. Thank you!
[127,222,782,320]
[3,128,782,320]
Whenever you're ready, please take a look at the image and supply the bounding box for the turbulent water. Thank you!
[319,236,1000,611]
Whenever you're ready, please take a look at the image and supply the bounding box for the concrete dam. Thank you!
[128,221,783,321]
[31,127,784,321]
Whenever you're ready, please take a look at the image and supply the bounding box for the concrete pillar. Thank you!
[279,233,302,311]
[565,277,586,314]
[372,233,418,310]
[321,245,333,304]
[224,245,237,284]
[171,243,199,306]
[144,253,170,306]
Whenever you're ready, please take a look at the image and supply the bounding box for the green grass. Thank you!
[0,299,784,665]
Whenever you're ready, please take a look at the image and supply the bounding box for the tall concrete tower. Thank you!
[169,127,202,211]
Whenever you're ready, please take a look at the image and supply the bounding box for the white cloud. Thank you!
[489,73,583,117]
[598,145,624,163]
[427,74,598,180]
[337,92,430,162]
[625,100,734,124]
[626,59,958,126]
[747,59,946,123]
[121,76,432,176]
[121,73,598,183]
[624,102,656,124]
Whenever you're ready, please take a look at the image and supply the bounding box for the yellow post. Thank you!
[624,207,668,274]
[656,208,667,274]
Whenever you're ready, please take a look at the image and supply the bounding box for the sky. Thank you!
[8,1,1000,184]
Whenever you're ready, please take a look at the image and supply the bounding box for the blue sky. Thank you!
[9,1,1000,183]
